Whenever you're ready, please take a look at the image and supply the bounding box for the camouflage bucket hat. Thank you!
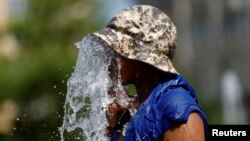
[92,5,178,74]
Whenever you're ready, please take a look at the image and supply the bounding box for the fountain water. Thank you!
[59,35,131,141]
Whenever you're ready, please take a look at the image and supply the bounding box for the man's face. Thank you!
[118,56,138,85]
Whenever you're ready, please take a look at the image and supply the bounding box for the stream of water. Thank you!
[59,35,128,141]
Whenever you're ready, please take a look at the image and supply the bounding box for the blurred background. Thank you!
[0,0,249,140]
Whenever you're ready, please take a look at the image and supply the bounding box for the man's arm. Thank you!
[164,112,206,141]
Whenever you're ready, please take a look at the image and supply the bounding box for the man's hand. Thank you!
[106,97,137,136]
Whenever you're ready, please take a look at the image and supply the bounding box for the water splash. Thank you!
[59,35,129,141]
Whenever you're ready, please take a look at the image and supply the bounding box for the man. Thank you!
[92,5,208,141]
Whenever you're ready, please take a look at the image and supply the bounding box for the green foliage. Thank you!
[11,0,100,48]
[127,84,137,97]
[0,0,102,140]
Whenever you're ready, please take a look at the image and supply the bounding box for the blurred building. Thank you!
[0,0,27,59]
[0,0,10,33]
[0,0,27,31]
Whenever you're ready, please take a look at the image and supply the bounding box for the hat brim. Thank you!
[92,27,177,74]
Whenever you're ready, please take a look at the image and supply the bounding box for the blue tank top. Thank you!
[111,75,208,141]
